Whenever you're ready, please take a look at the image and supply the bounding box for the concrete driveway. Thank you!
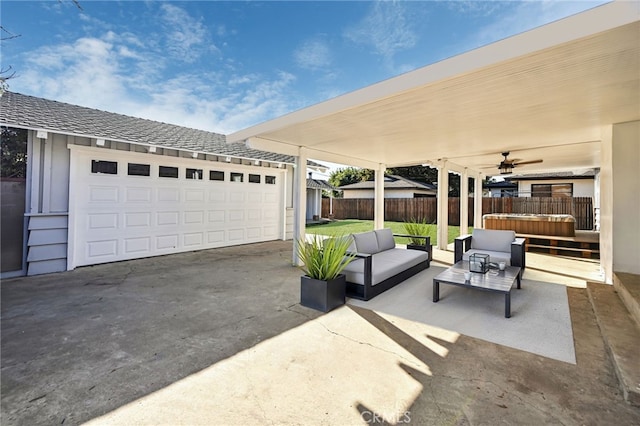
[2,241,639,425]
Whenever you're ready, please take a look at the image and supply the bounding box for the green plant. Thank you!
[295,234,356,281]
[403,218,432,245]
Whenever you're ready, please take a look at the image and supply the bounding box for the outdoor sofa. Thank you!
[454,229,526,277]
[343,228,431,301]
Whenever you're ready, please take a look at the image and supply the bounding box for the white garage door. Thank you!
[68,147,284,268]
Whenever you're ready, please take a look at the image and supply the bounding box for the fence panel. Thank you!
[321,196,593,229]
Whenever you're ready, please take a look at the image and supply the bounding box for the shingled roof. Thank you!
[0,92,322,167]
[339,174,436,191]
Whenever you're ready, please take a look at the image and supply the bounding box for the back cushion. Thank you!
[352,231,380,254]
[470,229,515,252]
[375,228,396,251]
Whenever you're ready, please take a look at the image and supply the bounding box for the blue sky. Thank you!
[2,1,607,135]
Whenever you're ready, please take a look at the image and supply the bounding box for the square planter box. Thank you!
[300,274,346,313]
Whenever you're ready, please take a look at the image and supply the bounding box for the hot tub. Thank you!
[483,214,576,237]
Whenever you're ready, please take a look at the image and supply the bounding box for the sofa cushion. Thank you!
[352,231,379,254]
[342,248,428,285]
[375,228,396,251]
[470,229,515,253]
[462,249,511,265]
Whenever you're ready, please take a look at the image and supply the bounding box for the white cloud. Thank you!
[11,28,298,134]
[159,3,217,63]
[344,1,417,68]
[294,39,332,71]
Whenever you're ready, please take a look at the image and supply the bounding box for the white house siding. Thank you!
[24,132,72,275]
[343,188,433,199]
[517,179,594,198]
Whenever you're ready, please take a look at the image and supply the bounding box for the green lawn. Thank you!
[306,220,471,245]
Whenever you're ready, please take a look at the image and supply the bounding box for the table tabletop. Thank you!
[434,261,521,293]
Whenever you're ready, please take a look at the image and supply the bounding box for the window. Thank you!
[248,174,260,183]
[128,163,150,176]
[91,160,118,175]
[159,166,179,178]
[531,183,573,198]
[265,176,276,185]
[210,170,225,181]
[231,172,243,182]
[186,168,203,180]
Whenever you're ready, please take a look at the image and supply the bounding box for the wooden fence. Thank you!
[321,197,594,230]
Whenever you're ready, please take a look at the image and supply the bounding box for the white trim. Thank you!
[460,168,469,236]
[374,164,385,229]
[436,161,449,250]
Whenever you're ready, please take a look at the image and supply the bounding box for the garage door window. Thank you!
[91,160,118,175]
[248,174,260,183]
[210,171,224,181]
[128,163,150,176]
[159,166,179,178]
[231,172,243,182]
[266,176,276,185]
[186,168,203,180]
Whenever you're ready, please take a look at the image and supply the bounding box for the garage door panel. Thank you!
[71,150,283,267]
[125,212,151,228]
[158,188,180,202]
[157,211,179,226]
[184,211,205,224]
[88,213,118,229]
[124,237,151,254]
[89,186,119,202]
[185,189,205,202]
[184,232,204,247]
[157,234,179,250]
[87,240,118,258]
[126,187,152,202]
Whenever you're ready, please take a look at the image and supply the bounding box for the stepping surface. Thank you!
[588,282,640,406]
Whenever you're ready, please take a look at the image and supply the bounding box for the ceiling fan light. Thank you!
[499,164,512,175]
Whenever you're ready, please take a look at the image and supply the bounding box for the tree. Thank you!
[1,127,28,178]
[386,165,437,184]
[328,167,374,188]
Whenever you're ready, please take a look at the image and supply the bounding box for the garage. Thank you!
[0,92,314,276]
[68,147,285,268]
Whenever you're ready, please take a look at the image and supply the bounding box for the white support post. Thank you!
[374,164,385,229]
[292,147,308,265]
[460,168,469,236]
[436,161,449,250]
[474,173,484,229]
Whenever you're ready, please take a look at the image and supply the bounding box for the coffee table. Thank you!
[432,261,522,318]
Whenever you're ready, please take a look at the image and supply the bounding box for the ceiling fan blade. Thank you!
[513,159,543,166]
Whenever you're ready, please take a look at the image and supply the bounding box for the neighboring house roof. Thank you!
[484,181,518,189]
[339,174,436,191]
[306,178,335,191]
[507,170,596,181]
[0,92,323,167]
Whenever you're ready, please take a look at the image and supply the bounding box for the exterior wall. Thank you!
[612,121,640,275]
[25,131,72,275]
[517,179,594,197]
[285,208,294,240]
[306,188,321,220]
[342,188,433,199]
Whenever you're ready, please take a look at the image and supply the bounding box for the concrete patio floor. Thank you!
[1,241,639,425]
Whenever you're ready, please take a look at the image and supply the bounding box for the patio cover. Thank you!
[228,1,640,278]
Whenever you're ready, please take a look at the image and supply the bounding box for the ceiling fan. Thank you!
[495,152,543,175]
